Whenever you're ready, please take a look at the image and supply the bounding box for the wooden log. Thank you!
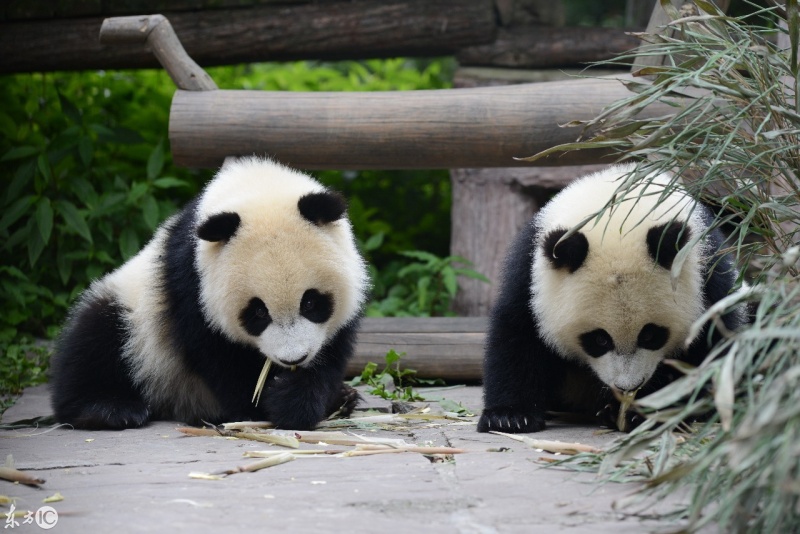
[348,317,487,381]
[168,74,670,169]
[457,26,641,69]
[0,0,496,74]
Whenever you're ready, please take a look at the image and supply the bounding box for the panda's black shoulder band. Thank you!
[542,228,589,273]
[298,191,348,225]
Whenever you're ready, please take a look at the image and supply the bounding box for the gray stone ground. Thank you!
[0,385,687,534]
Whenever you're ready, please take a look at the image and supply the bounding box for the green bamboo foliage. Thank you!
[524,2,800,531]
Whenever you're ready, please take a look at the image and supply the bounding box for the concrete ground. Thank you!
[0,384,685,534]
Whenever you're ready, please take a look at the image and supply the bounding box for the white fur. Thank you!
[531,164,708,391]
[195,157,369,368]
[103,223,222,421]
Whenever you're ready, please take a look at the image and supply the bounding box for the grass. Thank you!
[523,1,800,531]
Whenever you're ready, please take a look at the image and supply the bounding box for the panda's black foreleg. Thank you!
[478,222,557,434]
[49,292,150,430]
[262,322,359,430]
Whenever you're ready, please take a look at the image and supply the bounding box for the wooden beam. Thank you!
[169,74,673,169]
[0,0,496,74]
[348,317,487,381]
[457,26,641,69]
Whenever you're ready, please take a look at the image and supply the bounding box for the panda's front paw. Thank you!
[477,407,545,433]
[327,383,361,419]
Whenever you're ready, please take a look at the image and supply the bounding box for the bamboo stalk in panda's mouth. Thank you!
[617,389,639,432]
[252,359,273,405]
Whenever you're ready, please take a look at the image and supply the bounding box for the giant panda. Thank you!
[478,164,749,433]
[50,157,370,430]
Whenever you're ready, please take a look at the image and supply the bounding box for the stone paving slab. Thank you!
[0,385,683,534]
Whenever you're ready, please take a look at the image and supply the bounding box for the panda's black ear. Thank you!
[647,222,691,270]
[197,212,241,242]
[298,191,347,226]
[543,228,589,273]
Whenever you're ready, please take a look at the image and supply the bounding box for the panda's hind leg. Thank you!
[49,291,150,430]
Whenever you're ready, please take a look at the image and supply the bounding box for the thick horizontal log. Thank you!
[349,317,487,381]
[0,0,496,73]
[169,74,667,169]
[457,26,641,69]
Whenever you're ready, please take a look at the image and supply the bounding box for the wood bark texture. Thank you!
[348,317,487,381]
[457,26,641,68]
[168,75,665,169]
[0,0,495,73]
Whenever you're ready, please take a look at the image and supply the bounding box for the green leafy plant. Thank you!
[367,251,489,317]
[349,349,444,402]
[525,2,800,531]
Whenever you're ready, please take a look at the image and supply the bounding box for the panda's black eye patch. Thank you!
[300,289,334,324]
[239,298,272,336]
[579,329,614,358]
[638,323,669,351]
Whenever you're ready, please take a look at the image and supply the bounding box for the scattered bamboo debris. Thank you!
[490,432,602,455]
[0,455,45,487]
[211,452,295,477]
[176,426,299,448]
[42,492,64,503]
[179,422,467,479]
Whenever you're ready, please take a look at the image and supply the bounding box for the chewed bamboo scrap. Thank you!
[339,444,466,457]
[490,432,602,455]
[0,455,44,487]
[244,449,345,458]
[222,421,274,431]
[176,426,299,448]
[217,452,295,475]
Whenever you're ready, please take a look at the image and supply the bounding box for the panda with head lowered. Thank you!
[51,157,369,430]
[478,164,749,433]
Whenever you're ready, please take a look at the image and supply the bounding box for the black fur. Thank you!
[478,203,747,434]
[542,228,589,273]
[298,191,347,226]
[647,221,691,270]
[49,293,150,429]
[50,197,360,430]
[197,212,240,242]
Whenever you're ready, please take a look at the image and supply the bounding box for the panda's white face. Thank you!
[193,158,369,368]
[531,165,707,392]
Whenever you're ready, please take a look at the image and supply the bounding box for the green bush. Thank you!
[0,58,465,404]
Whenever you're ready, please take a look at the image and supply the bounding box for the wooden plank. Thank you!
[359,317,487,333]
[169,74,673,169]
[348,317,487,381]
[0,0,496,73]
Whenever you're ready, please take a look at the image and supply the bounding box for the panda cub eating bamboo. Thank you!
[50,157,369,430]
[478,164,748,433]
